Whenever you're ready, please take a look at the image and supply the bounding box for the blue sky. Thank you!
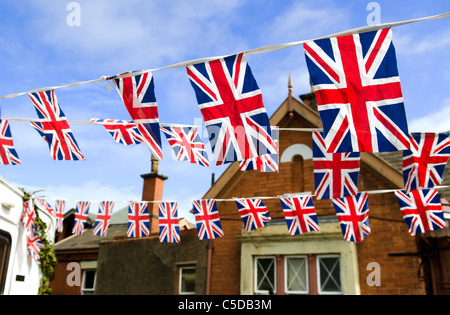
[0,0,449,220]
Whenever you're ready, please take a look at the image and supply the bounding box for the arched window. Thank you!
[281,144,313,193]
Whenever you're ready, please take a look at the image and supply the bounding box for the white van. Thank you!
[0,176,55,295]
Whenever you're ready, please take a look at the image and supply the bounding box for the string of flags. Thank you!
[0,13,448,167]
[21,183,449,262]
[7,12,450,262]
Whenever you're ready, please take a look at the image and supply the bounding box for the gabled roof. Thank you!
[202,95,405,200]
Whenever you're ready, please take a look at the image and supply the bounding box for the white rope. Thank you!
[31,186,450,206]
[0,12,448,99]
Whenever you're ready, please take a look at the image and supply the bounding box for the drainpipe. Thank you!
[206,239,213,295]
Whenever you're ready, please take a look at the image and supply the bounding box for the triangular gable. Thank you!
[202,95,404,200]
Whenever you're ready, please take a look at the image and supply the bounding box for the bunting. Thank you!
[186,52,277,165]
[332,192,371,243]
[93,201,116,237]
[111,72,163,159]
[192,199,224,240]
[72,201,91,236]
[394,189,447,236]
[28,90,85,161]
[235,198,271,232]
[313,131,360,200]
[160,124,210,167]
[0,120,21,165]
[91,119,145,146]
[402,133,450,193]
[240,127,279,172]
[127,202,150,238]
[55,200,66,233]
[280,195,320,235]
[304,28,410,153]
[158,202,180,243]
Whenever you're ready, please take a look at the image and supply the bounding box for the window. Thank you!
[253,254,342,295]
[0,231,12,295]
[254,257,276,294]
[81,270,96,295]
[179,266,196,295]
[285,256,308,294]
[317,255,342,295]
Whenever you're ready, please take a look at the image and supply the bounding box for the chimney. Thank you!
[141,156,168,234]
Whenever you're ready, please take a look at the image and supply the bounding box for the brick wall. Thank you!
[208,112,425,295]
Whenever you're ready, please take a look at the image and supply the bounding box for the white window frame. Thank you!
[284,255,309,295]
[316,255,342,295]
[254,256,276,295]
[178,266,196,295]
[81,269,97,295]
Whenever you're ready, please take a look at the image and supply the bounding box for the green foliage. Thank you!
[21,189,58,295]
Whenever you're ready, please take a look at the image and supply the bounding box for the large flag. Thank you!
[0,120,21,165]
[93,201,116,237]
[240,127,279,172]
[394,189,447,236]
[28,90,85,161]
[235,198,271,232]
[402,133,450,193]
[192,199,224,240]
[158,202,180,243]
[332,192,371,243]
[111,72,163,159]
[304,28,410,153]
[72,201,91,236]
[160,124,210,167]
[91,119,145,146]
[54,200,66,233]
[313,131,360,200]
[280,195,320,236]
[127,202,150,238]
[187,52,277,165]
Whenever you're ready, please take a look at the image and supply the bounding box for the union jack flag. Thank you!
[192,199,224,240]
[72,201,91,236]
[35,198,56,217]
[280,195,320,235]
[127,202,150,238]
[93,201,116,237]
[332,192,371,243]
[28,90,85,161]
[402,133,450,193]
[304,28,410,153]
[160,124,210,167]
[54,200,66,233]
[91,118,145,146]
[22,199,36,235]
[394,189,447,236]
[313,131,361,200]
[111,72,163,159]
[27,232,44,264]
[240,127,279,172]
[235,198,271,232]
[187,53,277,165]
[0,120,21,165]
[158,202,180,243]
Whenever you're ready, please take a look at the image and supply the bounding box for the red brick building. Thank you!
[51,81,450,295]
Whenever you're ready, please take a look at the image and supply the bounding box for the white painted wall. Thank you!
[0,176,56,295]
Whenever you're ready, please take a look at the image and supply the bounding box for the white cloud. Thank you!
[408,99,450,133]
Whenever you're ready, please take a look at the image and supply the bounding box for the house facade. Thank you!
[51,82,450,295]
